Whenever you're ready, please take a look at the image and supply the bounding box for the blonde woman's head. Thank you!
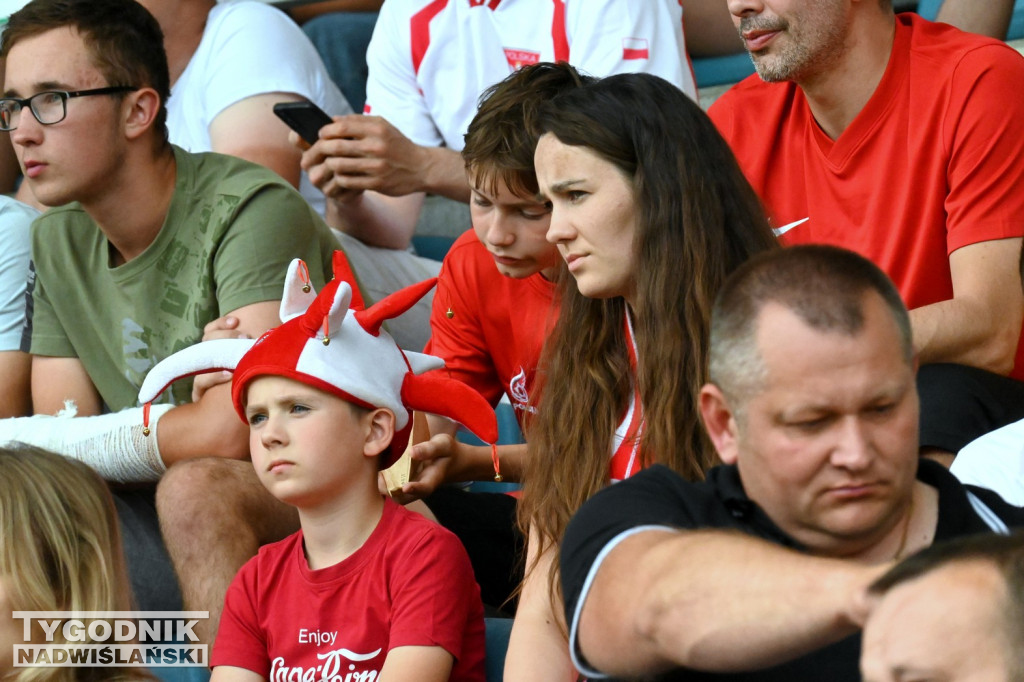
[0,445,135,682]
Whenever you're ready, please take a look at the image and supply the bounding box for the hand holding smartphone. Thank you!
[273,101,334,145]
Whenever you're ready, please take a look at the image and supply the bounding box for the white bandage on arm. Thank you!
[0,403,173,483]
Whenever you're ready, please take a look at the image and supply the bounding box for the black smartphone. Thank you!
[273,101,333,145]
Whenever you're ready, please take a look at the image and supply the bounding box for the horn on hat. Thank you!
[401,371,499,445]
[137,338,256,406]
[355,277,438,337]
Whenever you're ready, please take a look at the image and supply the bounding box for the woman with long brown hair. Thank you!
[506,73,779,679]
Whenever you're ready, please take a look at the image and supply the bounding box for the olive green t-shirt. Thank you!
[27,146,339,411]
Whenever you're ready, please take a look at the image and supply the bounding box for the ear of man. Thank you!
[699,383,741,465]
[121,87,161,141]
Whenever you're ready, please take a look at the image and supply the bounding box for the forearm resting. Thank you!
[157,384,250,464]
[579,530,878,676]
[0,404,172,483]
[910,297,1022,374]
[447,442,525,482]
[422,413,525,483]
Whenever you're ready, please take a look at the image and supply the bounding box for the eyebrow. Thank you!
[548,179,584,193]
[3,81,70,98]
[268,392,314,406]
[513,200,549,210]
[471,187,547,209]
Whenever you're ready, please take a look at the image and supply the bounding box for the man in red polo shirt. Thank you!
[710,0,1024,461]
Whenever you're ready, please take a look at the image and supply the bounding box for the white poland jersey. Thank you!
[364,0,698,151]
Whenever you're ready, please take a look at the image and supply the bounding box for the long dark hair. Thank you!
[521,73,779,606]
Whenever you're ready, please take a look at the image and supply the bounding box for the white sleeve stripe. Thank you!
[568,525,678,678]
[966,491,1010,535]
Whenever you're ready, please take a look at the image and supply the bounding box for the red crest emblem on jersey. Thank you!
[622,37,650,60]
[504,48,541,71]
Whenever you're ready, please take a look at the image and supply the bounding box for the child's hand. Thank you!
[387,433,457,504]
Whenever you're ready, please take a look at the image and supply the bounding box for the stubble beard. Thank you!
[742,10,848,84]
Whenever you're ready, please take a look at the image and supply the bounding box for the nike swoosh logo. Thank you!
[772,217,809,237]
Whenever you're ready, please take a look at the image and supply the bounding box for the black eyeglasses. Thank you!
[0,86,139,131]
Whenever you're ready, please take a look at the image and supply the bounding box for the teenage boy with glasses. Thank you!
[0,0,342,613]
[0,85,137,129]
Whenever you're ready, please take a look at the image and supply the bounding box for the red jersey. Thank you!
[212,499,486,681]
[424,231,558,426]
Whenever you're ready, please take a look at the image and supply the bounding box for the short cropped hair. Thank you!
[1,0,170,143]
[869,531,1024,678]
[462,61,591,199]
[709,244,913,406]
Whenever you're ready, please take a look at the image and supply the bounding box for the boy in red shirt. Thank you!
[139,256,496,682]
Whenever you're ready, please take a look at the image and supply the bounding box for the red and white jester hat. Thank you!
[137,251,498,468]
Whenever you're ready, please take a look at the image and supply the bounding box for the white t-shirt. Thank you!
[167,0,352,216]
[0,196,36,351]
[953,420,1024,506]
[365,0,697,150]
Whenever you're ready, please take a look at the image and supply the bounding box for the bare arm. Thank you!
[302,115,469,249]
[322,189,425,251]
[910,238,1023,374]
[31,356,103,417]
[575,529,884,677]
[680,0,744,57]
[423,413,528,481]
[209,92,306,189]
[504,530,576,682]
[156,300,283,464]
[388,413,527,502]
[377,645,453,682]
[0,350,31,417]
[936,0,1014,39]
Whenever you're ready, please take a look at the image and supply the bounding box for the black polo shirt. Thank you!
[561,459,1024,681]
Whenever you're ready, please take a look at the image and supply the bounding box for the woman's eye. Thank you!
[521,208,551,220]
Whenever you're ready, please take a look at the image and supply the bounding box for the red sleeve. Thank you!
[386,523,483,662]
[210,558,270,676]
[423,233,504,406]
[944,44,1024,253]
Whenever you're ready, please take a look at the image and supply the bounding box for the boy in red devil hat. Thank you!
[138,253,495,682]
